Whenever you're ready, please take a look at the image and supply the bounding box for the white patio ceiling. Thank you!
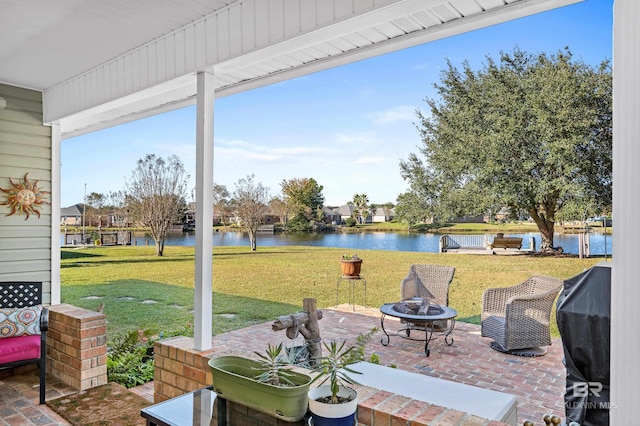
[0,0,582,139]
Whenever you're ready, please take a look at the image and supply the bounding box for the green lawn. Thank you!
[61,245,603,344]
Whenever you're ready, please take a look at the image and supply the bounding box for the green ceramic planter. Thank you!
[209,355,312,422]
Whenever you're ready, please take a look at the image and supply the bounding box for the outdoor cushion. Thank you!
[0,334,41,363]
[0,305,43,338]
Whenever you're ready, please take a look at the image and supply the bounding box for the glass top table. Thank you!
[379,302,457,356]
[141,386,223,426]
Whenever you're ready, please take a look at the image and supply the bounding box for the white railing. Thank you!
[439,235,488,252]
[440,234,537,252]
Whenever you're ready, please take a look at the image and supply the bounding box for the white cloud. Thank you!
[410,62,434,71]
[355,156,383,165]
[370,105,416,124]
[216,146,281,161]
[221,139,253,147]
[154,142,196,161]
[335,132,377,145]
[215,138,331,163]
[271,146,326,155]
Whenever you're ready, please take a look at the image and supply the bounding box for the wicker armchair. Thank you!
[400,264,456,305]
[481,276,563,356]
[400,264,455,330]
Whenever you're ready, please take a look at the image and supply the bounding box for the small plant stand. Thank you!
[335,275,367,310]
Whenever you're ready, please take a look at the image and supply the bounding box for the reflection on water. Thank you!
[117,230,610,256]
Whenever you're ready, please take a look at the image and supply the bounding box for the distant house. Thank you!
[372,206,395,223]
[262,214,279,224]
[323,207,342,224]
[483,207,513,223]
[448,214,485,224]
[330,204,395,224]
[336,204,356,224]
[61,204,116,228]
[60,204,83,226]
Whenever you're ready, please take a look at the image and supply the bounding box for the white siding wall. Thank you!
[0,84,52,303]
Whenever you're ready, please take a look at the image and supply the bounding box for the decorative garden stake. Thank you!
[271,298,324,363]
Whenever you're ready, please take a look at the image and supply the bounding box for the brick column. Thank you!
[47,304,107,390]
[154,336,214,402]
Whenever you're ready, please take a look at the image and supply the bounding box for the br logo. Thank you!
[572,382,603,398]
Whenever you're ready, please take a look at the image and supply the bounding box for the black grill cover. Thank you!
[556,263,611,426]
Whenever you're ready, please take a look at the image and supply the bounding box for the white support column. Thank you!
[50,123,61,305]
[611,1,639,423]
[194,72,214,350]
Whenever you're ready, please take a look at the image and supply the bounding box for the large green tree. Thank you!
[125,154,189,256]
[399,48,611,250]
[280,178,325,227]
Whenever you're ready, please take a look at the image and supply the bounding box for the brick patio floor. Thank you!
[1,304,566,425]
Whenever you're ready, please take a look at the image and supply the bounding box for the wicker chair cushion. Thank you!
[0,305,43,338]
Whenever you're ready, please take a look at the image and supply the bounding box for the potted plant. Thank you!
[307,328,376,426]
[208,343,312,422]
[339,254,362,277]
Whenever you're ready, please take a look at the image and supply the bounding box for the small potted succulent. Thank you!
[307,328,377,426]
[208,343,312,422]
[339,254,362,277]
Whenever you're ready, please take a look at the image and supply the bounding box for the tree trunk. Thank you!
[249,228,257,251]
[539,226,554,251]
[302,298,322,366]
[155,239,164,256]
[529,208,555,251]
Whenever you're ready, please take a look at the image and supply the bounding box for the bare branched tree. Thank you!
[232,174,270,251]
[125,154,189,256]
[213,183,231,225]
[85,192,106,227]
[269,196,292,225]
[108,190,130,245]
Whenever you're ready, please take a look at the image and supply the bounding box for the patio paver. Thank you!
[2,304,567,425]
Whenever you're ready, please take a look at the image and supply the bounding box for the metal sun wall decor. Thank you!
[0,173,50,220]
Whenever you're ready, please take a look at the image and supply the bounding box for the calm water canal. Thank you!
[124,230,611,256]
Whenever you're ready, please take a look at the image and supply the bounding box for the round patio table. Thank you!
[379,303,457,356]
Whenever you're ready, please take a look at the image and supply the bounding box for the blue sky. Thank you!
[61,0,612,208]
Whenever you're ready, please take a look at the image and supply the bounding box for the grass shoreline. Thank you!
[63,220,611,235]
[61,245,604,343]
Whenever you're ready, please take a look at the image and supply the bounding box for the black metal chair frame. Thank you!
[0,282,48,404]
